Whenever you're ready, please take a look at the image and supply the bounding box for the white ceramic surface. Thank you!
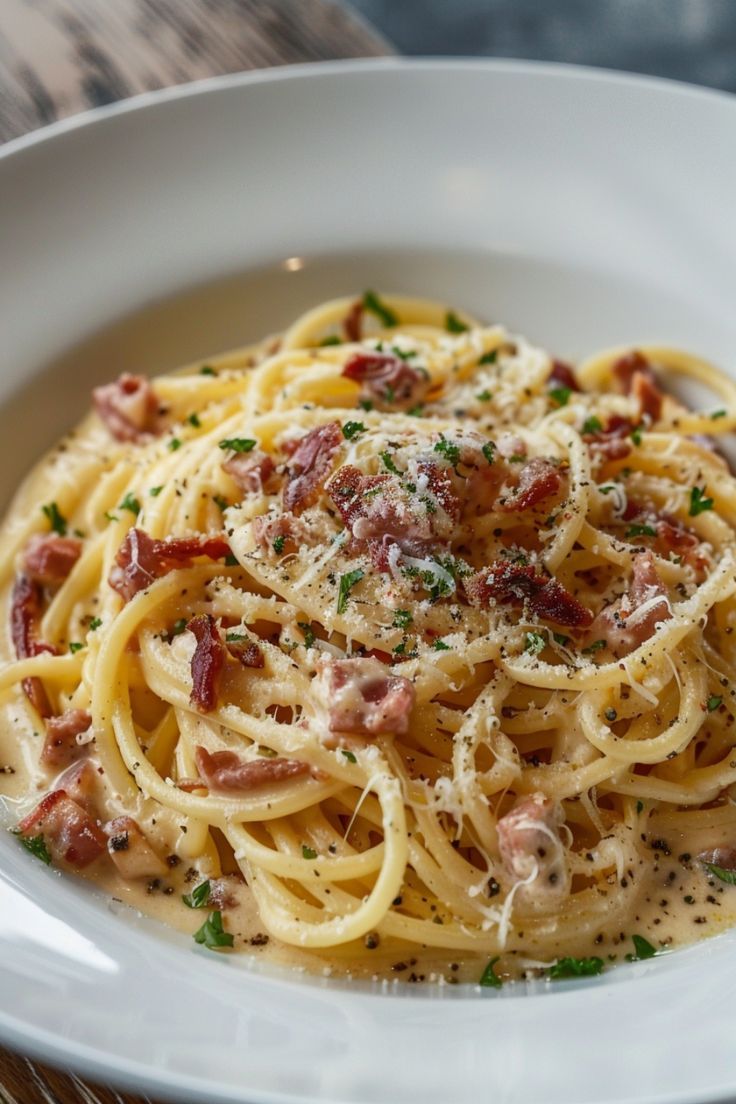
[0,59,735,1104]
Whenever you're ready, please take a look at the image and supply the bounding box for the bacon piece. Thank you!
[41,709,92,768]
[623,500,707,574]
[612,351,663,422]
[252,512,305,556]
[18,789,106,868]
[417,459,462,522]
[497,793,570,910]
[698,846,736,871]
[223,451,275,495]
[588,550,671,657]
[226,637,264,668]
[466,561,592,629]
[23,534,82,586]
[108,528,231,602]
[105,816,167,879]
[499,458,563,513]
[282,422,342,514]
[10,573,56,717]
[92,373,161,443]
[315,656,415,738]
[342,352,429,409]
[548,359,581,392]
[584,414,634,463]
[194,746,312,793]
[55,760,99,811]
[187,615,225,713]
[343,300,363,342]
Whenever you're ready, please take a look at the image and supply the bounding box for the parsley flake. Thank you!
[478,350,498,366]
[392,610,413,629]
[445,310,469,334]
[193,910,233,950]
[18,833,52,865]
[149,485,164,497]
[479,956,502,988]
[707,694,723,712]
[553,632,570,646]
[548,956,604,979]
[89,618,102,631]
[170,618,187,638]
[582,639,606,655]
[380,451,400,474]
[626,934,657,961]
[690,485,714,516]
[434,438,460,467]
[320,335,341,346]
[476,389,492,401]
[362,290,398,328]
[118,492,141,515]
[302,845,318,860]
[42,501,67,536]
[337,569,365,614]
[218,438,256,453]
[212,494,229,511]
[272,535,285,554]
[625,523,656,539]
[482,441,496,465]
[582,416,603,435]
[711,409,727,420]
[702,862,736,885]
[187,412,201,428]
[432,639,451,651]
[630,425,643,446]
[182,880,211,908]
[549,386,571,407]
[168,437,182,452]
[297,622,315,648]
[68,642,84,654]
[524,632,546,655]
[199,365,217,376]
[341,749,357,764]
[342,421,366,440]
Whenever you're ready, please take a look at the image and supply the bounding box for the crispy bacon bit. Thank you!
[92,373,161,443]
[187,615,225,713]
[548,359,581,392]
[282,422,342,514]
[588,550,671,657]
[612,351,663,422]
[466,561,593,629]
[252,512,305,556]
[623,500,708,573]
[698,846,736,871]
[226,637,264,668]
[55,760,99,810]
[223,451,275,495]
[18,789,106,868]
[584,414,634,463]
[500,458,562,513]
[315,656,415,738]
[342,352,429,409]
[10,574,57,717]
[41,709,92,768]
[108,528,231,602]
[23,534,82,586]
[497,794,570,910]
[343,300,363,342]
[417,459,462,522]
[194,746,312,794]
[104,816,167,879]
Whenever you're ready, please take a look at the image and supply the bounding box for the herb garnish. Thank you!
[432,639,451,651]
[187,413,201,428]
[170,618,187,637]
[548,956,604,979]
[298,622,315,648]
[380,451,400,474]
[434,438,460,466]
[478,956,502,988]
[478,350,498,366]
[582,639,606,655]
[626,934,657,961]
[119,492,141,515]
[272,535,285,554]
[341,749,357,764]
[392,610,413,629]
[524,632,546,656]
[476,390,492,401]
[68,642,84,654]
[18,833,52,865]
[212,494,229,512]
[337,569,365,614]
[711,409,727,420]
[42,501,67,536]
[362,290,398,328]
[549,386,571,407]
[445,310,468,334]
[149,485,164,497]
[690,485,714,516]
[168,437,182,451]
[707,694,723,712]
[193,910,233,949]
[320,335,341,346]
[182,880,212,908]
[89,618,102,631]
[702,862,736,885]
[218,438,257,453]
[302,845,318,860]
[482,441,496,465]
[553,632,570,646]
[583,416,603,435]
[200,365,217,376]
[626,523,656,539]
[342,421,366,440]
[630,425,643,446]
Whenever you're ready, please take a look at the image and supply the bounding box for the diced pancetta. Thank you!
[466,561,592,628]
[314,656,415,738]
[55,760,99,811]
[187,615,224,713]
[282,422,342,514]
[108,528,231,602]
[23,534,83,586]
[223,451,275,495]
[548,359,581,392]
[10,573,57,717]
[105,816,167,879]
[499,457,563,513]
[194,746,312,793]
[587,550,671,657]
[584,414,634,463]
[92,373,161,443]
[41,708,92,768]
[251,512,305,556]
[343,300,363,342]
[225,637,265,668]
[612,351,664,422]
[622,500,708,574]
[18,789,106,868]
[342,352,429,409]
[497,793,570,911]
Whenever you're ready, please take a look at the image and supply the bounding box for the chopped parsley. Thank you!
[103,511,119,523]
[302,845,318,860]
[187,413,201,428]
[445,310,469,334]
[182,880,212,908]
[359,399,374,412]
[432,639,451,651]
[548,956,605,979]
[341,749,357,764]
[380,451,400,474]
[225,632,246,642]
[362,290,398,328]
[320,335,342,346]
[407,405,424,417]
[68,642,84,654]
[225,553,239,566]
[478,956,502,988]
[199,365,217,376]
[272,535,286,554]
[524,632,546,656]
[118,492,141,515]
[630,425,643,446]
[482,441,496,465]
[582,415,603,435]
[478,350,498,365]
[549,386,571,407]
[707,694,723,712]
[18,833,52,865]
[212,494,229,512]
[168,437,182,452]
[89,618,102,631]
[626,934,657,961]
[337,569,365,614]
[342,421,366,440]
[702,862,736,885]
[508,454,525,463]
[149,485,164,497]
[433,438,460,467]
[392,609,413,629]
[553,632,570,646]
[297,622,315,648]
[711,409,727,420]
[170,618,187,637]
[476,390,492,401]
[582,639,606,655]
[193,910,233,950]
[625,523,656,539]
[218,438,256,453]
[42,501,67,536]
[689,485,714,516]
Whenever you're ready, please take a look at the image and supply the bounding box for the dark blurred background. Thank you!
[349,0,736,92]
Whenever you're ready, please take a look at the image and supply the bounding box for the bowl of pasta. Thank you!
[0,58,735,1104]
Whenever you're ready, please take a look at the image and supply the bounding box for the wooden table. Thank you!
[0,5,391,1100]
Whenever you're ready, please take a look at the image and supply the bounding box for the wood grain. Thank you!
[0,1,390,1097]
[0,0,392,143]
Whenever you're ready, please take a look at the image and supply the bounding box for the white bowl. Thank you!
[1,59,735,1104]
